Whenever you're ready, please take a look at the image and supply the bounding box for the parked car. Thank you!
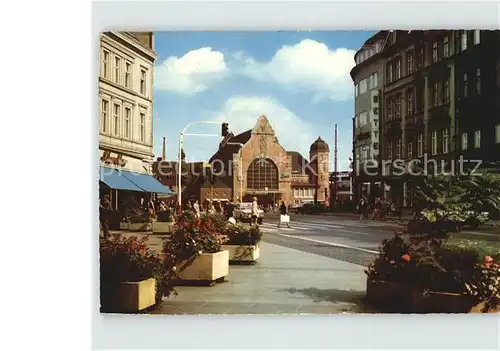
[295,203,328,214]
[234,202,264,224]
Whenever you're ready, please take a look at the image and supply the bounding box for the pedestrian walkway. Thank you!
[153,241,371,315]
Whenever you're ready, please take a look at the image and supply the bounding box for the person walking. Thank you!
[278,201,290,228]
[251,197,259,225]
[358,195,368,222]
[99,194,113,238]
[193,200,201,219]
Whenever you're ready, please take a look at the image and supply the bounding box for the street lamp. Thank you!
[177,120,226,211]
[226,142,244,202]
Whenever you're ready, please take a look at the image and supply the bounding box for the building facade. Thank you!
[350,30,500,208]
[99,32,157,175]
[154,116,331,207]
[350,31,388,202]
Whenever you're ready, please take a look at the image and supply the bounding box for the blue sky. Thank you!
[152,31,375,170]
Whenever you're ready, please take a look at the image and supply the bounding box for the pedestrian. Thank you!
[225,201,235,220]
[99,194,113,238]
[193,200,201,219]
[251,197,259,225]
[278,201,290,228]
[358,196,368,222]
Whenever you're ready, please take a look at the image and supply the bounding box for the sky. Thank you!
[152,31,375,171]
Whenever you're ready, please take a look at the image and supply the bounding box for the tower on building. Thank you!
[309,137,330,203]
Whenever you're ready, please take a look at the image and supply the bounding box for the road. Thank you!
[259,214,393,267]
[259,213,500,267]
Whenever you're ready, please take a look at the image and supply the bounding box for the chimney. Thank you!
[162,137,166,160]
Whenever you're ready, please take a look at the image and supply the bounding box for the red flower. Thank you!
[401,254,411,262]
[390,260,395,264]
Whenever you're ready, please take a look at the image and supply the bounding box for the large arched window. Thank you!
[247,158,279,191]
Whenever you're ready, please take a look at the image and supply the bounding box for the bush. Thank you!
[224,223,262,246]
[99,234,176,305]
[365,232,500,310]
[163,211,228,264]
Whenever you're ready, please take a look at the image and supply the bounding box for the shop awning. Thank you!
[119,169,174,194]
[99,167,143,191]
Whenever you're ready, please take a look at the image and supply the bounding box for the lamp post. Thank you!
[226,142,244,202]
[177,120,225,211]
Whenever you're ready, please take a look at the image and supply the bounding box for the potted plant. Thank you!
[163,212,229,286]
[99,234,175,313]
[222,223,262,263]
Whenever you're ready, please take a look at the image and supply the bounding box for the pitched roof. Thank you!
[210,130,252,164]
[287,151,309,174]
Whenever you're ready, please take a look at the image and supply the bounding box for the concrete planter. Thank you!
[101,278,156,313]
[152,221,173,234]
[222,244,260,263]
[413,291,499,314]
[119,222,129,230]
[177,250,229,285]
[128,222,151,232]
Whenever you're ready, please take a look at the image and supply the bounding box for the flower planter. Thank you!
[412,291,475,313]
[469,301,500,314]
[119,222,129,230]
[152,221,173,234]
[101,278,156,313]
[222,244,260,263]
[366,279,413,310]
[176,250,229,285]
[128,222,151,232]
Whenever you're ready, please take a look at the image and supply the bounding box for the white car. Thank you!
[234,202,264,224]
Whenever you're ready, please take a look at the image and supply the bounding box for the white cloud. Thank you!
[215,96,316,159]
[155,47,228,95]
[242,39,356,102]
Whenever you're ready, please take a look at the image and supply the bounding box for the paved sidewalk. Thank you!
[150,242,372,315]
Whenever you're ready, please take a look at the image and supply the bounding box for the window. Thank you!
[461,30,467,51]
[140,113,145,142]
[368,72,378,89]
[373,107,379,115]
[388,63,393,82]
[396,139,401,159]
[102,50,109,79]
[443,36,449,57]
[463,73,468,97]
[474,129,481,148]
[247,158,279,191]
[387,99,393,120]
[113,104,120,136]
[359,111,368,126]
[114,57,121,84]
[433,81,439,106]
[101,100,108,133]
[395,96,401,119]
[387,141,393,160]
[417,133,423,157]
[431,130,438,155]
[361,147,369,161]
[432,42,438,63]
[140,69,146,95]
[407,90,413,115]
[408,142,413,159]
[407,52,413,74]
[417,47,424,69]
[495,125,500,144]
[462,132,468,150]
[125,62,131,88]
[300,189,304,197]
[354,83,358,97]
[294,189,298,197]
[442,129,449,154]
[395,59,401,79]
[474,30,480,45]
[475,68,481,94]
[359,78,367,94]
[124,107,131,139]
[443,78,450,103]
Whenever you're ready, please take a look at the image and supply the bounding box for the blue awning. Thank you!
[99,167,143,191]
[119,169,174,194]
